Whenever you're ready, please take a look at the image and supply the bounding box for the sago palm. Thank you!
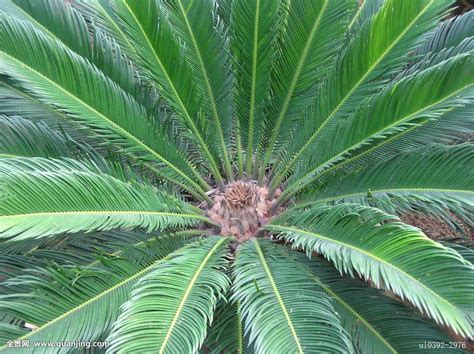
[0,0,473,353]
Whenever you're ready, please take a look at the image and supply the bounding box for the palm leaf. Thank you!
[257,0,354,182]
[8,0,147,101]
[267,203,474,338]
[0,235,196,349]
[271,0,451,190]
[202,299,252,353]
[281,100,473,211]
[105,0,225,186]
[0,84,104,148]
[439,238,474,265]
[230,0,281,175]
[301,255,468,354]
[106,236,230,353]
[275,32,474,198]
[0,15,210,199]
[159,0,234,178]
[0,230,204,288]
[298,144,473,232]
[417,10,474,55]
[0,157,210,241]
[232,239,353,353]
[0,115,94,159]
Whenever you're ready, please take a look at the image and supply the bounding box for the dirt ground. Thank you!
[401,214,473,240]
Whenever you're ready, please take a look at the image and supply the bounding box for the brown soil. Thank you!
[401,213,473,240]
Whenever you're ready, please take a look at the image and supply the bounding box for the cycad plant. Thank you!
[0,0,473,352]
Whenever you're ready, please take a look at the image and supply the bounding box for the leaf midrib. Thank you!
[175,0,233,179]
[0,51,209,198]
[271,224,462,316]
[0,240,198,347]
[321,283,397,354]
[159,237,227,354]
[272,0,435,189]
[246,0,261,175]
[259,0,329,175]
[121,0,224,186]
[254,239,304,354]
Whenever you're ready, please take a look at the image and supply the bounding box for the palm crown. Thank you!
[0,0,473,353]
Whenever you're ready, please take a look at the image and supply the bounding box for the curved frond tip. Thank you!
[268,203,474,338]
[0,157,209,241]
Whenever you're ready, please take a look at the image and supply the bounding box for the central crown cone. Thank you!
[207,181,281,242]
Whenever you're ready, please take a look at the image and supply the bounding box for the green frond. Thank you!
[202,299,252,354]
[0,230,205,286]
[257,0,354,181]
[105,0,225,186]
[279,50,474,200]
[272,0,451,191]
[0,84,91,140]
[298,144,473,232]
[301,255,467,354]
[282,100,473,212]
[267,203,474,338]
[160,0,234,178]
[0,85,195,192]
[0,115,94,159]
[8,0,147,100]
[7,0,92,58]
[73,0,146,64]
[0,324,27,344]
[348,0,384,31]
[439,238,474,265]
[0,236,196,350]
[0,15,210,199]
[0,157,209,241]
[417,10,474,55]
[232,239,353,353]
[230,0,281,175]
[397,38,474,81]
[106,236,230,353]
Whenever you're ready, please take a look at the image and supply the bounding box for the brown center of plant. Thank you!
[207,181,281,242]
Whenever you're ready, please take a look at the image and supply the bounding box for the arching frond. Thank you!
[106,236,230,353]
[0,115,94,159]
[277,45,474,198]
[0,15,210,199]
[0,235,196,349]
[105,0,225,186]
[202,299,252,354]
[301,255,467,354]
[230,0,281,175]
[0,157,209,241]
[417,10,474,55]
[267,204,474,338]
[159,0,234,178]
[299,144,473,232]
[280,100,473,213]
[439,238,474,265]
[7,0,144,100]
[272,0,452,191]
[232,239,353,353]
[257,0,354,182]
[0,229,205,288]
